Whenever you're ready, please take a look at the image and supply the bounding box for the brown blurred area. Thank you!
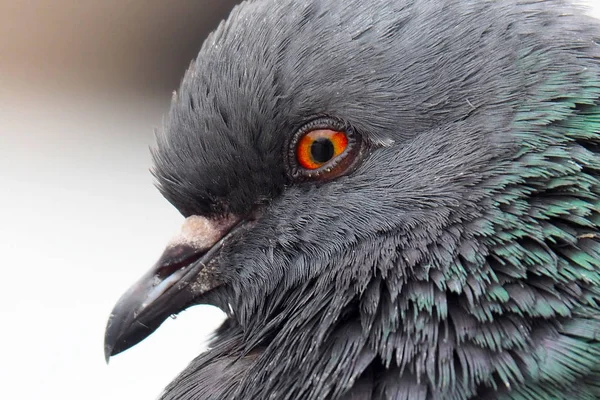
[1,0,239,95]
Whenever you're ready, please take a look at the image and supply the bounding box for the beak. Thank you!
[104,215,239,362]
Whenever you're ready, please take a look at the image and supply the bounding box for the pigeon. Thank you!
[104,0,600,398]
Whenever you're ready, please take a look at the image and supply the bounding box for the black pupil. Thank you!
[310,138,335,163]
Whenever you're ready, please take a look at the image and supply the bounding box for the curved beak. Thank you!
[104,215,239,362]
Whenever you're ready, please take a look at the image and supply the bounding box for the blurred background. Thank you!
[0,1,237,399]
[1,1,599,399]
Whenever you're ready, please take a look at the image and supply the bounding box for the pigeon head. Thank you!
[105,0,600,399]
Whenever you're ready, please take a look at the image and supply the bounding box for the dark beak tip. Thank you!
[104,332,116,364]
[103,301,166,364]
[104,316,118,364]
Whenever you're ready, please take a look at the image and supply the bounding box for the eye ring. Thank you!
[287,117,363,181]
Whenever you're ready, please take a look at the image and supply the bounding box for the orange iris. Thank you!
[296,129,348,170]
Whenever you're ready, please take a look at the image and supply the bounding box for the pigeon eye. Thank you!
[288,118,362,180]
[297,130,348,170]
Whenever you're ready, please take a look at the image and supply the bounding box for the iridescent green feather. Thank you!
[486,83,600,396]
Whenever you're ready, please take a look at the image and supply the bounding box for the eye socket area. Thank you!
[287,118,362,180]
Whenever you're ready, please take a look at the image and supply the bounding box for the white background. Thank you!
[1,2,599,399]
